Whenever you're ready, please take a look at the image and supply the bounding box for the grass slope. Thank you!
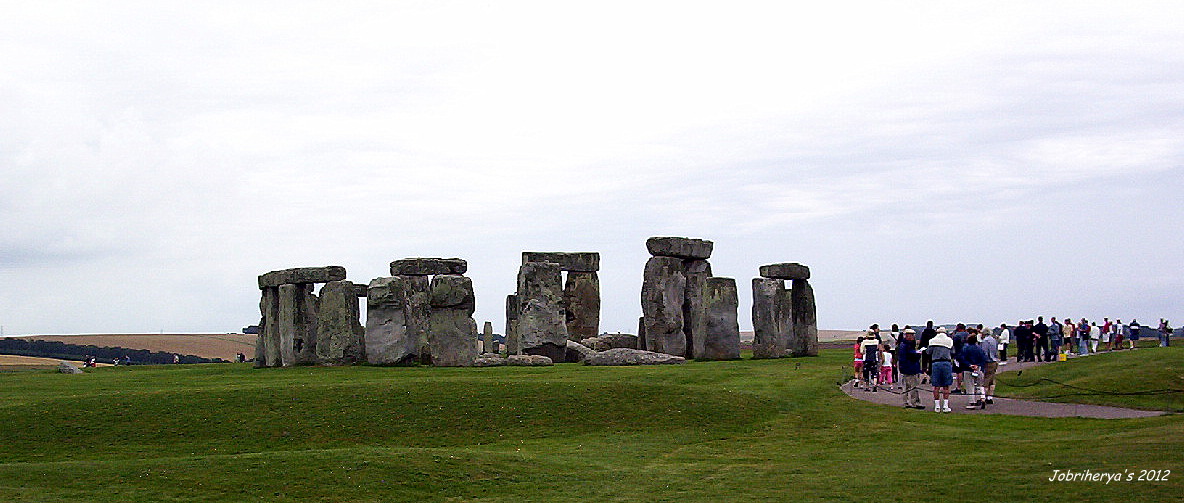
[996,345,1184,412]
[0,350,1179,502]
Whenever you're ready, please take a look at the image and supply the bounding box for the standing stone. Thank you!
[682,259,711,358]
[641,256,686,356]
[259,287,280,367]
[776,287,794,358]
[516,262,568,361]
[637,316,646,350]
[751,278,784,359]
[365,276,419,365]
[397,275,432,365]
[563,271,600,341]
[645,237,713,260]
[428,274,479,366]
[700,277,741,360]
[315,280,365,365]
[505,294,519,355]
[791,278,820,356]
[483,321,496,354]
[277,283,317,366]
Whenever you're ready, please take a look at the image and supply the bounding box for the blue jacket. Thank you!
[958,343,988,370]
[897,339,922,375]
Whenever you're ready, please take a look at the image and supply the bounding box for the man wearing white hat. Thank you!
[926,328,955,412]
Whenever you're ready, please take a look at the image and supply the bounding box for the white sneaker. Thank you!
[942,406,952,413]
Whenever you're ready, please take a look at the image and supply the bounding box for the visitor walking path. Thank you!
[840,358,1166,419]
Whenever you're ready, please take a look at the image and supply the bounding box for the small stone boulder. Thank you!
[759,263,810,280]
[578,334,639,351]
[583,348,687,366]
[565,340,597,362]
[58,361,85,374]
[506,354,554,366]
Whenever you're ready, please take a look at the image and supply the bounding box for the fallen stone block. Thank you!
[507,354,554,366]
[583,348,686,366]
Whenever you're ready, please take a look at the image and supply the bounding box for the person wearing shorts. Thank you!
[926,328,954,413]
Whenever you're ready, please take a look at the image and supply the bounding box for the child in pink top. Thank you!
[878,344,894,386]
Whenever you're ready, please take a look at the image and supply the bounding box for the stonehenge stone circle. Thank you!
[515,261,568,361]
[701,277,741,360]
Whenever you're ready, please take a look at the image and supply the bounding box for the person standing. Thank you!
[878,344,894,388]
[959,333,988,409]
[1062,317,1076,355]
[884,324,900,383]
[980,327,999,404]
[1014,320,1034,362]
[1033,317,1050,362]
[1101,318,1113,352]
[920,320,937,375]
[1113,319,1127,350]
[997,323,1011,365]
[897,329,925,409]
[853,337,865,387]
[1090,322,1102,353]
[926,328,955,413]
[1077,318,1091,356]
[951,324,970,394]
[1048,317,1063,360]
[1130,319,1142,348]
[1160,319,1172,347]
[862,332,881,390]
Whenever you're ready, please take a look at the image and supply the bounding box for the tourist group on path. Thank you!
[853,318,1174,413]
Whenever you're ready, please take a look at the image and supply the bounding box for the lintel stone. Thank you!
[521,252,600,272]
[390,258,467,276]
[759,263,811,280]
[258,266,347,289]
[645,237,713,259]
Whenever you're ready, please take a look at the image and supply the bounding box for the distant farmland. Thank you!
[18,333,255,361]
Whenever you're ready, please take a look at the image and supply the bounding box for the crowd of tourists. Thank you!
[852,318,1174,413]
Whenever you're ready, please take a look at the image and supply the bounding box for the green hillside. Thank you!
[0,349,1179,502]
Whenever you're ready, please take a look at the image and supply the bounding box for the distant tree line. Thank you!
[0,338,225,365]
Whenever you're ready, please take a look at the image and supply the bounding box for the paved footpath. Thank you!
[841,356,1166,419]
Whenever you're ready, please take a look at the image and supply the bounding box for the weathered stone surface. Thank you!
[521,252,600,272]
[507,354,554,366]
[578,334,639,352]
[58,361,84,374]
[482,321,496,354]
[278,283,318,366]
[473,355,507,367]
[364,276,420,365]
[759,263,810,280]
[389,258,467,276]
[315,280,365,365]
[751,278,783,359]
[637,316,646,350]
[699,277,741,360]
[260,287,281,367]
[645,237,713,259]
[427,275,478,367]
[253,332,266,368]
[505,294,519,355]
[791,279,820,357]
[563,271,600,341]
[584,348,686,366]
[776,287,793,358]
[641,256,686,356]
[516,262,567,361]
[565,340,597,362]
[350,284,369,297]
[682,259,711,359]
[258,266,346,289]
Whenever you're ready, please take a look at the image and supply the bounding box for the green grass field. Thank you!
[996,345,1184,412]
[0,348,1179,502]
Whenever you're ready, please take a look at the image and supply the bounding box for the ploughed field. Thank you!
[0,348,1179,502]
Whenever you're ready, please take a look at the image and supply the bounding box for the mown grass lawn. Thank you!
[996,344,1184,412]
[0,348,1179,502]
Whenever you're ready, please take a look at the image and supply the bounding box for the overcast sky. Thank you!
[2,2,1181,336]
